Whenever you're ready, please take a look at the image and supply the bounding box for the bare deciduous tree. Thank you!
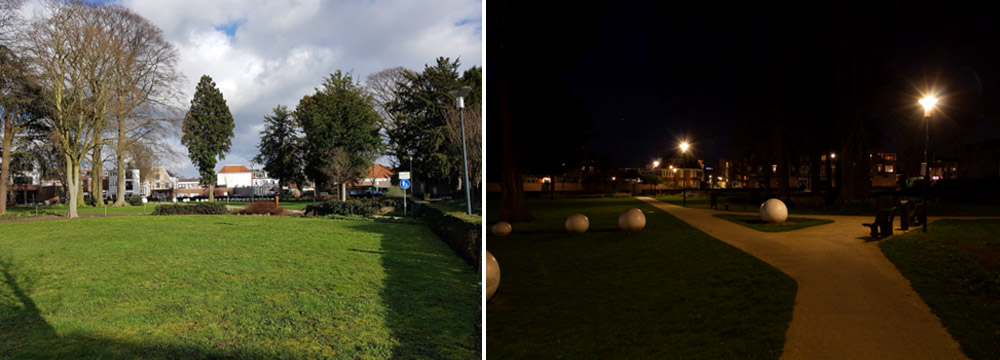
[103,6,183,206]
[443,103,482,190]
[0,0,25,45]
[366,66,410,167]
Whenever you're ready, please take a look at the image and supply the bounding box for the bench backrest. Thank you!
[874,208,892,223]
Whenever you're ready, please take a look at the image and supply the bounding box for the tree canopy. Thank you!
[253,105,304,190]
[297,71,382,200]
[181,75,234,201]
[385,57,481,196]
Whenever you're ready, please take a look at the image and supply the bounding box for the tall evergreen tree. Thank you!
[296,71,382,201]
[181,75,234,202]
[387,57,481,196]
[253,105,304,191]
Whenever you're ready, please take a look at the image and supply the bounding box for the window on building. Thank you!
[877,164,883,173]
[884,154,895,161]
[885,165,894,173]
[155,174,160,180]
[771,165,777,173]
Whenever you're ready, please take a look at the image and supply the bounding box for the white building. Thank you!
[105,169,140,200]
[217,165,253,188]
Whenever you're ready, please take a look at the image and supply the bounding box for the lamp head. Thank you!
[919,96,938,116]
[448,86,473,109]
[679,142,689,152]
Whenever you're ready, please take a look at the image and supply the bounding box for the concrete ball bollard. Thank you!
[485,250,501,301]
[618,208,646,232]
[760,198,788,223]
[565,214,590,233]
[492,221,512,236]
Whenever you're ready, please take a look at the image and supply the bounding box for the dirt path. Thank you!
[636,196,967,360]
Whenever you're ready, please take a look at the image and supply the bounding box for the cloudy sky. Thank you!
[21,0,482,177]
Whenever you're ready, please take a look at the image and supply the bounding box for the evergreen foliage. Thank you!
[181,75,234,197]
[386,57,481,194]
[253,105,304,190]
[296,71,382,196]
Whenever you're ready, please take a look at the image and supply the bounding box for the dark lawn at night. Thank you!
[0,216,479,359]
[485,197,796,359]
[879,220,1000,360]
[713,214,834,232]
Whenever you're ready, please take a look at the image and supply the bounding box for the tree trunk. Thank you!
[208,184,215,202]
[77,175,86,207]
[0,114,13,215]
[91,145,104,206]
[810,153,821,193]
[66,156,80,218]
[113,152,127,206]
[550,173,556,200]
[340,182,347,201]
[498,82,532,221]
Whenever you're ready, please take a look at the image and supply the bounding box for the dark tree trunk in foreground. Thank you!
[496,0,532,222]
[499,78,533,222]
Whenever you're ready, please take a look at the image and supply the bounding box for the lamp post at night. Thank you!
[680,142,690,207]
[919,96,937,233]
[448,86,473,215]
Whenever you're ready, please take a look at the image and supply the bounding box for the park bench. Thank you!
[862,207,896,239]
[723,196,750,211]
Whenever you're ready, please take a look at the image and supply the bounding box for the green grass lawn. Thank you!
[879,220,1000,360]
[714,214,834,232]
[486,198,797,359]
[0,215,479,359]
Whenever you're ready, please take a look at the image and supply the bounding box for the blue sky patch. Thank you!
[214,19,246,37]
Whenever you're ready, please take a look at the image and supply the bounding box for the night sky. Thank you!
[488,1,1000,176]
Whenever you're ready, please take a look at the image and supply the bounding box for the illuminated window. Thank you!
[771,165,777,173]
[884,154,895,161]
[885,165,894,173]
[877,164,883,172]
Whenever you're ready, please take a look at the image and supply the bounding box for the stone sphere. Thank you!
[491,221,512,236]
[565,214,590,233]
[760,198,788,223]
[618,208,646,232]
[485,250,501,301]
[566,214,590,233]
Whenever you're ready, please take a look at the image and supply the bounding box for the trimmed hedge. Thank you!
[128,195,143,206]
[152,203,229,215]
[304,199,380,217]
[420,200,481,268]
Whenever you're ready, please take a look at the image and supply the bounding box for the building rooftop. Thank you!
[218,165,251,174]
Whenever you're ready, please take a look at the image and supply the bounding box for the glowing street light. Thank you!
[652,160,660,168]
[918,95,938,232]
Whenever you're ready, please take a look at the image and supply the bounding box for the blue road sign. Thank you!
[400,179,410,189]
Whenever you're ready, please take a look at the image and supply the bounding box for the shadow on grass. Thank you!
[347,223,481,359]
[0,257,298,360]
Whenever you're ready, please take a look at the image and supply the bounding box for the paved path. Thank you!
[635,197,967,360]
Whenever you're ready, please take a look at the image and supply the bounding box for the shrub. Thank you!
[420,201,481,268]
[236,201,285,216]
[304,199,379,217]
[128,195,143,206]
[152,203,229,215]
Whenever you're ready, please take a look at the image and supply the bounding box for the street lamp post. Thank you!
[449,86,473,215]
[919,96,937,233]
[680,142,690,207]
